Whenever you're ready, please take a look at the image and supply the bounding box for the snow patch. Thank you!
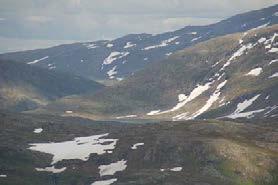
[28,133,118,165]
[116,115,137,119]
[178,94,187,102]
[258,37,266,43]
[168,82,212,112]
[124,42,136,49]
[269,59,278,65]
[226,109,265,119]
[36,166,66,174]
[154,82,213,116]
[27,56,49,65]
[91,178,117,185]
[250,22,270,31]
[85,43,98,49]
[103,52,129,66]
[143,36,179,50]
[33,128,43,134]
[0,175,7,178]
[107,66,118,79]
[147,110,161,116]
[191,36,202,42]
[160,167,183,172]
[221,43,255,71]
[226,95,261,119]
[245,67,262,76]
[48,63,56,70]
[106,43,114,48]
[170,167,183,172]
[269,72,278,78]
[176,80,227,120]
[116,77,124,81]
[269,48,278,53]
[233,95,260,113]
[131,143,144,150]
[98,160,127,176]
[264,105,278,117]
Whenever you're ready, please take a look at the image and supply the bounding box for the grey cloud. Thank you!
[0,0,277,52]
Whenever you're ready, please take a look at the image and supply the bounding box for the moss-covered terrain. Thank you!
[0,112,277,185]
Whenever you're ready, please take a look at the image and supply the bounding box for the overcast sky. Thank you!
[0,0,277,53]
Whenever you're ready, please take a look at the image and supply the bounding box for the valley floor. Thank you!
[0,112,277,185]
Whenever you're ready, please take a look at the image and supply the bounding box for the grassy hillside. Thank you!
[0,60,104,112]
[0,112,277,185]
[41,25,278,121]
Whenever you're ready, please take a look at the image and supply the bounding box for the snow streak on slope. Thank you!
[269,59,278,65]
[143,36,179,50]
[226,94,263,119]
[103,52,129,66]
[174,80,227,120]
[84,43,98,49]
[220,43,255,71]
[131,143,144,150]
[124,42,136,49]
[107,66,118,79]
[27,56,49,64]
[36,166,66,174]
[91,178,117,185]
[227,109,265,119]
[269,72,278,78]
[147,110,161,116]
[116,115,137,119]
[147,82,212,115]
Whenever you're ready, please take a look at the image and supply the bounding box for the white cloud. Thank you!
[25,16,53,23]
[0,0,277,52]
[0,36,79,54]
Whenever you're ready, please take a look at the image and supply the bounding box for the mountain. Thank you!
[0,112,277,185]
[0,5,277,82]
[41,25,278,121]
[0,60,103,112]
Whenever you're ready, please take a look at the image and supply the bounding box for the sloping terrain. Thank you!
[0,60,103,112]
[0,5,277,81]
[0,112,277,185]
[42,25,278,121]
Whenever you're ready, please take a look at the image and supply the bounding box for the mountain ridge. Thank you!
[0,4,277,81]
[39,25,278,121]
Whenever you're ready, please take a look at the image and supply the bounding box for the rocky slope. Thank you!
[0,60,103,112]
[0,5,277,81]
[0,112,277,185]
[41,25,278,121]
